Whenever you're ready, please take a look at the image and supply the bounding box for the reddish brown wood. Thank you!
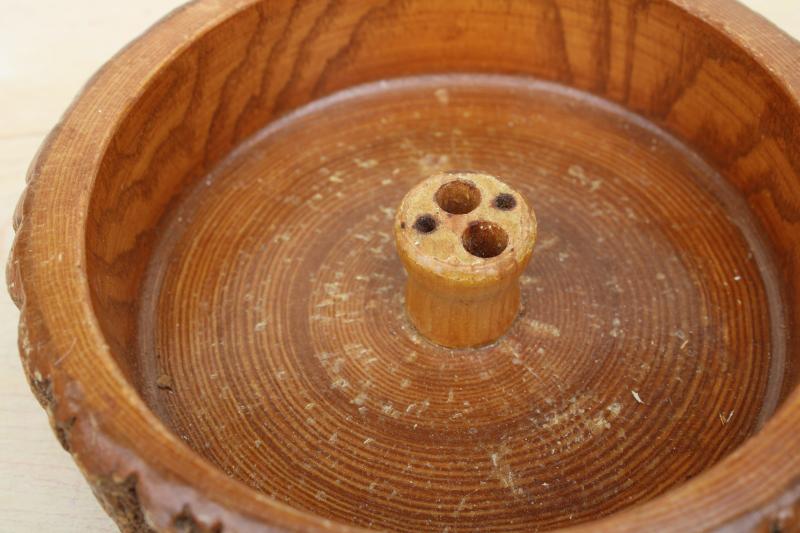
[7,1,800,531]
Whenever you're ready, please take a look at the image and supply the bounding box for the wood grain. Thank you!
[0,2,185,532]
[140,75,782,530]
[6,0,800,532]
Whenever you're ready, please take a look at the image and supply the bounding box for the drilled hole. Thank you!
[462,221,508,258]
[435,180,481,214]
[493,193,517,210]
[413,214,437,233]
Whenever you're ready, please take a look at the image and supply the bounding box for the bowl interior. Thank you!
[136,73,785,530]
[81,1,800,530]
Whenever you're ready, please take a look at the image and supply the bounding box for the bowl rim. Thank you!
[8,0,800,530]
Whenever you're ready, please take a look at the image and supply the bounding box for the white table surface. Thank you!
[1,1,798,531]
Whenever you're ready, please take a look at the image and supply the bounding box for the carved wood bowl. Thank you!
[9,1,800,531]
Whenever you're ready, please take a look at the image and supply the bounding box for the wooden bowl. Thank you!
[9,1,800,531]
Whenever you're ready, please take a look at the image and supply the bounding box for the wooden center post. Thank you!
[394,171,537,348]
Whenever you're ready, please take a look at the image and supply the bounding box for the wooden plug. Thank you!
[394,171,537,348]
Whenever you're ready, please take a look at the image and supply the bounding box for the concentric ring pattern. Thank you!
[139,75,781,531]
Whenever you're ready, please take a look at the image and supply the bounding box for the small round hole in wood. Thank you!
[493,193,517,210]
[435,179,481,214]
[412,214,437,233]
[462,221,509,258]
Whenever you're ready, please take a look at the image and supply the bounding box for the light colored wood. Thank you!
[395,172,536,347]
[1,2,800,533]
